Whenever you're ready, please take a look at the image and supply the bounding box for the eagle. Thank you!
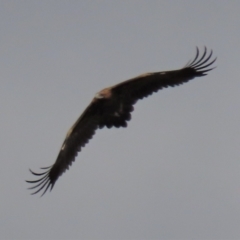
[27,47,216,196]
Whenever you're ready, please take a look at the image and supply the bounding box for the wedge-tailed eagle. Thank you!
[27,47,216,196]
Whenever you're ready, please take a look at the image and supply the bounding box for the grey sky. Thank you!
[1,1,240,239]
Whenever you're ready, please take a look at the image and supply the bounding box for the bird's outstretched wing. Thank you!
[111,47,216,102]
[26,47,216,196]
[26,101,101,196]
[98,47,216,129]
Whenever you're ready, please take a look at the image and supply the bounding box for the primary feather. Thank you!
[26,47,216,196]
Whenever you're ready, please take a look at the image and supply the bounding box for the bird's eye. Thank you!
[95,92,104,99]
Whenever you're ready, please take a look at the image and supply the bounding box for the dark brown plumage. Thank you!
[26,47,216,196]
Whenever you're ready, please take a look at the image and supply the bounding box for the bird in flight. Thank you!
[27,47,216,196]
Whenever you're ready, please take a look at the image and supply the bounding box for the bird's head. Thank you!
[94,88,112,100]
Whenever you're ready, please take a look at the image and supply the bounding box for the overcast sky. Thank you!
[1,1,240,239]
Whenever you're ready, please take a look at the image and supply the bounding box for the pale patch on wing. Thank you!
[114,112,120,117]
[113,103,123,117]
[65,127,73,138]
[138,72,152,78]
[160,72,166,75]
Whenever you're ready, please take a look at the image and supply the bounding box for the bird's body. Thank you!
[27,47,216,196]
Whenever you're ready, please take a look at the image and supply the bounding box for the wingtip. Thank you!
[26,166,54,196]
[184,47,216,75]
